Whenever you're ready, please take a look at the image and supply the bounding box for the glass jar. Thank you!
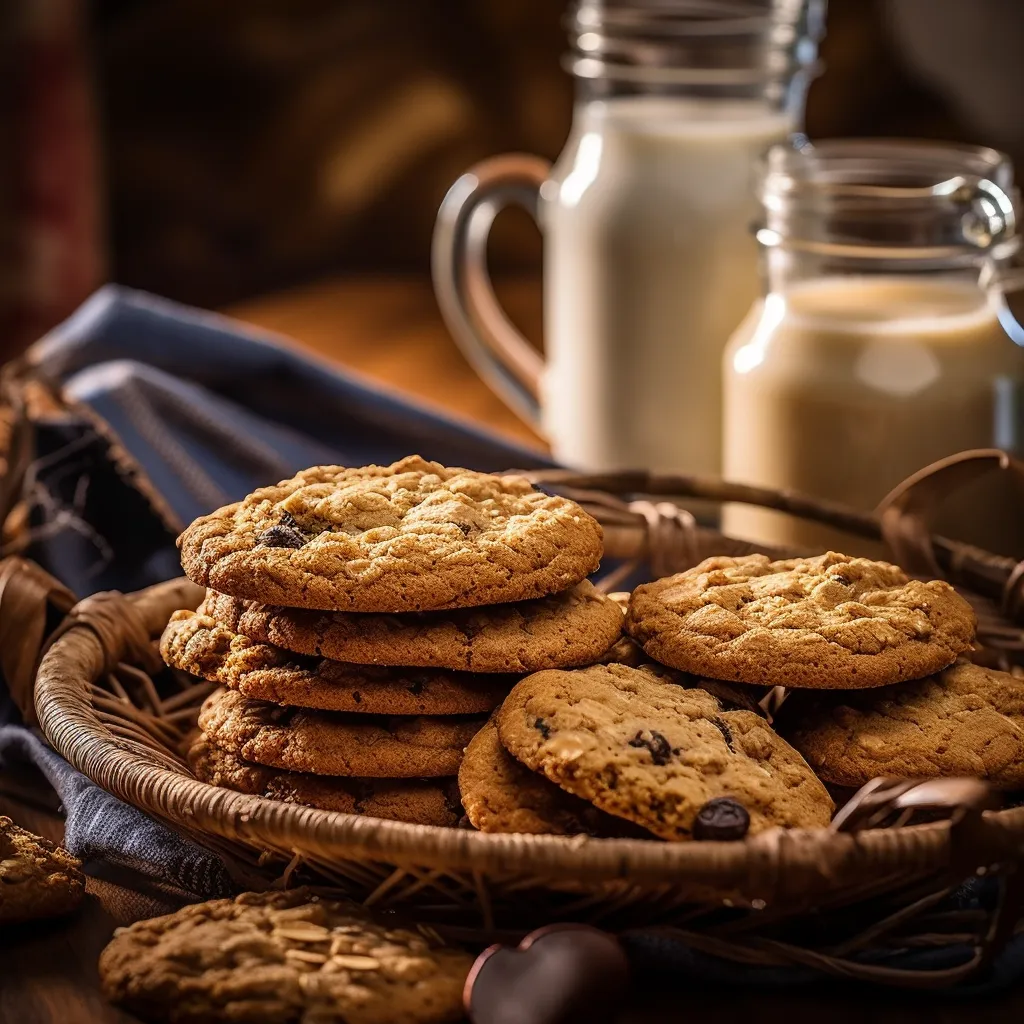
[722,139,1024,554]
[433,0,826,476]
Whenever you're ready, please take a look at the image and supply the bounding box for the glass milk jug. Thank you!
[723,140,1024,554]
[433,0,826,476]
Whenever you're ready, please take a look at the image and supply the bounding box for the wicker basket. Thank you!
[27,456,1024,986]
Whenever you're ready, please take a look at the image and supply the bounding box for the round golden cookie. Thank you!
[0,816,85,925]
[784,661,1024,787]
[496,664,834,841]
[161,609,513,714]
[197,688,482,777]
[189,737,463,826]
[177,456,603,612]
[99,887,472,1024]
[198,579,623,674]
[626,552,976,689]
[457,717,649,837]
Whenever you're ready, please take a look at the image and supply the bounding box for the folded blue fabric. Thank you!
[3,286,1020,992]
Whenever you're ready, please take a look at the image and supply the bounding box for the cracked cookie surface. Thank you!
[162,609,513,714]
[496,664,832,841]
[0,816,85,924]
[199,579,623,674]
[784,661,1024,786]
[197,688,482,777]
[99,887,472,1024]
[177,456,603,612]
[189,737,463,825]
[457,717,649,837]
[626,552,975,689]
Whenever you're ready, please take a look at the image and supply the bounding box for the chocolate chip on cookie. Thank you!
[626,552,976,690]
[99,888,473,1024]
[198,688,483,777]
[197,580,624,675]
[178,456,603,612]
[497,664,833,841]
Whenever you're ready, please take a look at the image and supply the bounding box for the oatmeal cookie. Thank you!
[178,456,602,612]
[496,664,833,841]
[627,552,975,689]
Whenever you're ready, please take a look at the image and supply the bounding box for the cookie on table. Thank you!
[626,552,976,690]
[99,887,472,1024]
[189,737,463,826]
[177,456,603,612]
[458,717,650,837]
[199,579,623,674]
[197,688,482,778]
[784,661,1024,787]
[161,609,514,715]
[0,816,85,925]
[497,664,833,841]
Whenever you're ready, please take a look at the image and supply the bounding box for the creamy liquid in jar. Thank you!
[723,276,1024,553]
[541,97,794,475]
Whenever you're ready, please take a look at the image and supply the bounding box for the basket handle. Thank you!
[0,556,76,725]
[876,449,1024,577]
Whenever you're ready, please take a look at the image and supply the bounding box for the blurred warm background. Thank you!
[4,0,1024,359]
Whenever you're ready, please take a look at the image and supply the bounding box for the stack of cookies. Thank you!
[624,551,1024,795]
[161,456,624,827]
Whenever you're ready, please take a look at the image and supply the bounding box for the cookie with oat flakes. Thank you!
[496,664,832,841]
[177,456,603,613]
[197,688,481,777]
[189,737,463,825]
[0,816,84,925]
[626,553,975,689]
[783,661,1024,787]
[197,579,623,674]
[99,887,472,1024]
[161,608,513,715]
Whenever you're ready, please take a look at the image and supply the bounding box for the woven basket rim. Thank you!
[34,579,1024,896]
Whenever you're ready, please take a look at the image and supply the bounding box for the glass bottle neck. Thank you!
[567,0,825,116]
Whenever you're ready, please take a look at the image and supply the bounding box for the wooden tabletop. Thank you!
[2,275,1021,1022]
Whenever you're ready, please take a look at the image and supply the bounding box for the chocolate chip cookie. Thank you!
[457,717,649,837]
[496,664,833,841]
[198,689,481,777]
[784,661,1024,787]
[0,816,85,924]
[627,552,975,689]
[178,456,603,612]
[161,609,513,714]
[189,737,463,825]
[199,579,623,674]
[99,887,472,1024]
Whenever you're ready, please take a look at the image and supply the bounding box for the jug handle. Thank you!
[432,154,550,430]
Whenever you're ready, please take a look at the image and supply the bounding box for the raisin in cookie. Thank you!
[496,664,833,841]
[178,456,603,612]
[457,717,649,837]
[0,816,85,924]
[162,609,513,714]
[784,661,1024,787]
[189,737,463,826]
[199,579,622,674]
[627,552,975,689]
[99,887,472,1024]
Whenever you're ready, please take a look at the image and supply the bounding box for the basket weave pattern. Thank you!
[27,461,1024,986]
